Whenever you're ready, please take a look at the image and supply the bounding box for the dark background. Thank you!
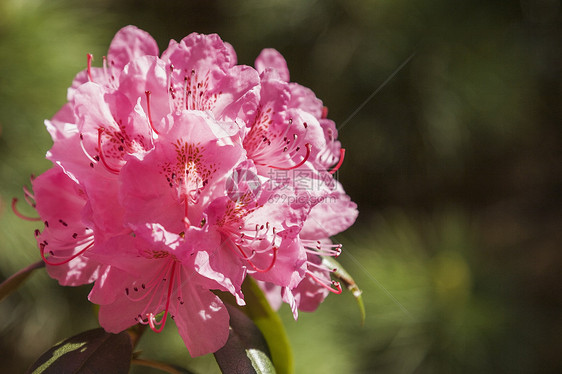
[1,1,561,373]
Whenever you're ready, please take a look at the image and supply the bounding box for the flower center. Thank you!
[244,114,311,170]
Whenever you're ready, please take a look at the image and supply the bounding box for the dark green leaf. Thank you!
[322,256,366,326]
[0,260,44,303]
[214,304,276,374]
[26,328,132,374]
[241,278,292,374]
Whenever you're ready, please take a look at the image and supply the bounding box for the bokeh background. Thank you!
[1,0,561,373]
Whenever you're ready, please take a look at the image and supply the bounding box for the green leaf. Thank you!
[214,304,276,374]
[322,256,366,326]
[26,328,132,374]
[216,278,293,373]
[241,278,293,374]
[0,260,44,303]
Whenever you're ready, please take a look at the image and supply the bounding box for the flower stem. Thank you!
[131,358,196,374]
[127,324,147,349]
[0,260,45,303]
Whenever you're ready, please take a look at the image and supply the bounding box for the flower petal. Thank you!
[172,283,230,357]
[255,48,290,82]
[107,25,159,71]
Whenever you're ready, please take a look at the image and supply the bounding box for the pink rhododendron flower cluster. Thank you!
[16,26,357,356]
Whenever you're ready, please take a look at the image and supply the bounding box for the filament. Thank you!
[40,240,94,266]
[307,271,342,294]
[11,198,41,221]
[145,91,159,135]
[87,54,93,82]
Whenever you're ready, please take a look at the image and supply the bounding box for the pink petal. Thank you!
[97,281,151,333]
[89,265,134,306]
[288,83,323,119]
[118,55,169,130]
[301,180,358,239]
[223,42,238,66]
[45,104,90,184]
[315,119,342,170]
[119,111,243,235]
[255,281,283,311]
[250,237,306,289]
[286,254,330,314]
[211,64,260,123]
[255,48,290,82]
[173,284,230,357]
[162,33,259,122]
[33,168,101,286]
[185,227,246,305]
[107,25,159,71]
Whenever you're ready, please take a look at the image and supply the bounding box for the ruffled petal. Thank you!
[255,48,290,82]
[107,25,159,71]
[301,180,358,239]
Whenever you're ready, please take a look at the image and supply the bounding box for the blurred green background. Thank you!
[1,0,561,373]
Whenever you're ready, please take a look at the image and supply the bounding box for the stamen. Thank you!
[87,54,93,82]
[22,186,36,208]
[329,148,345,175]
[303,240,342,257]
[145,91,159,135]
[11,198,41,221]
[167,64,177,111]
[175,267,185,307]
[235,244,277,273]
[184,76,189,111]
[79,133,98,164]
[307,271,342,294]
[40,240,94,266]
[97,128,120,174]
[126,263,170,303]
[148,263,176,333]
[268,143,311,170]
[102,56,108,80]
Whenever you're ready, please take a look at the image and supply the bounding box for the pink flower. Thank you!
[250,48,358,317]
[87,227,230,357]
[31,167,105,286]
[17,25,358,356]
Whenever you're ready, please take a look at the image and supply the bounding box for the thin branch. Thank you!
[131,358,196,374]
